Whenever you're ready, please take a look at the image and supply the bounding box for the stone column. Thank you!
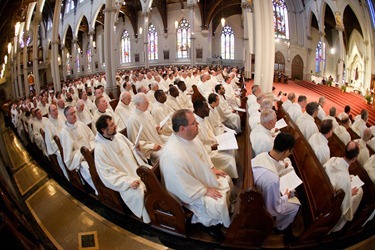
[88,31,95,74]
[242,0,254,79]
[51,0,62,90]
[22,33,29,97]
[61,45,67,81]
[17,51,23,97]
[104,0,117,96]
[143,11,151,68]
[188,2,197,66]
[71,39,77,78]
[33,15,41,93]
[336,27,345,85]
[253,0,274,92]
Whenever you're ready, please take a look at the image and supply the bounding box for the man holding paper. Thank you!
[151,90,174,136]
[252,133,300,231]
[323,141,363,232]
[193,99,238,178]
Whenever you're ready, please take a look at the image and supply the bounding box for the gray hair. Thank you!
[133,93,147,106]
[260,98,273,110]
[260,108,276,124]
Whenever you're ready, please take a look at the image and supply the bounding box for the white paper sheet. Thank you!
[159,113,171,128]
[275,118,288,129]
[134,123,143,147]
[223,126,237,135]
[351,175,365,189]
[216,132,238,151]
[234,107,246,113]
[279,170,303,194]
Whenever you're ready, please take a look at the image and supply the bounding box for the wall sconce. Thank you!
[77,48,81,54]
[4,55,8,64]
[93,41,96,48]
[330,48,335,55]
[15,22,21,36]
[139,27,143,35]
[175,20,179,29]
[221,17,225,27]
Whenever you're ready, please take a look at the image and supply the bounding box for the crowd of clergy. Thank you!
[7,65,375,235]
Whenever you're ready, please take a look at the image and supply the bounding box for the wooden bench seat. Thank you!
[223,113,274,248]
[40,128,64,178]
[137,163,192,237]
[279,107,344,241]
[80,146,128,215]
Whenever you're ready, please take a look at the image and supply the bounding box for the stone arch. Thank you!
[291,54,304,80]
[274,51,286,73]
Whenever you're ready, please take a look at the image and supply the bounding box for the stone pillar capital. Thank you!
[241,1,254,12]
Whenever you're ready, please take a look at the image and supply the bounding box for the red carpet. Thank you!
[245,80,375,125]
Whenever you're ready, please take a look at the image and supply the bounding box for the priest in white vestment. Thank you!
[91,96,119,135]
[81,91,97,115]
[76,100,93,126]
[352,109,369,137]
[324,107,339,129]
[59,106,98,194]
[334,116,351,146]
[197,74,213,99]
[296,102,319,141]
[286,95,307,123]
[160,109,233,228]
[165,86,182,112]
[246,84,261,108]
[127,93,166,164]
[207,94,226,136]
[94,115,151,223]
[317,96,326,121]
[248,98,272,130]
[354,127,371,166]
[44,104,69,180]
[323,141,363,232]
[364,155,375,184]
[151,90,174,136]
[281,92,295,112]
[308,119,333,165]
[250,109,277,156]
[215,84,241,133]
[33,109,48,156]
[115,92,135,131]
[193,99,238,178]
[177,81,193,110]
[252,133,300,230]
[337,105,352,126]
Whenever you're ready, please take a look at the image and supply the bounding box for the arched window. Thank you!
[367,0,375,28]
[148,23,158,60]
[65,0,75,14]
[121,30,131,63]
[87,44,91,71]
[66,53,71,76]
[176,18,191,59]
[221,25,234,60]
[315,41,326,73]
[76,46,81,73]
[273,0,289,39]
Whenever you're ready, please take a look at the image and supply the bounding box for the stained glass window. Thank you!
[65,0,75,14]
[315,41,326,73]
[87,44,91,71]
[176,18,191,59]
[148,23,158,60]
[121,30,131,63]
[367,0,375,29]
[221,25,234,60]
[273,0,289,39]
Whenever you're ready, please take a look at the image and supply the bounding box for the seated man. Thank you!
[92,96,118,134]
[95,115,151,223]
[324,141,363,232]
[287,95,307,123]
[252,133,300,230]
[281,92,295,112]
[76,100,93,126]
[338,105,352,126]
[317,96,327,121]
[215,84,241,133]
[115,91,135,131]
[352,109,369,137]
[32,109,48,156]
[165,85,182,112]
[160,109,234,230]
[309,119,333,165]
[207,93,226,136]
[296,102,319,141]
[127,93,165,164]
[250,108,277,156]
[364,155,375,184]
[324,107,339,129]
[334,116,351,145]
[151,90,174,136]
[193,99,238,178]
[249,98,272,130]
[59,106,98,194]
[354,127,371,166]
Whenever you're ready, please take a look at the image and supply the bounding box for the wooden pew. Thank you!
[40,128,64,178]
[53,135,87,193]
[80,146,127,215]
[109,99,119,111]
[279,107,345,241]
[223,113,274,248]
[327,132,375,233]
[136,163,192,237]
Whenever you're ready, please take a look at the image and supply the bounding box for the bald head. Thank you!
[362,127,372,141]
